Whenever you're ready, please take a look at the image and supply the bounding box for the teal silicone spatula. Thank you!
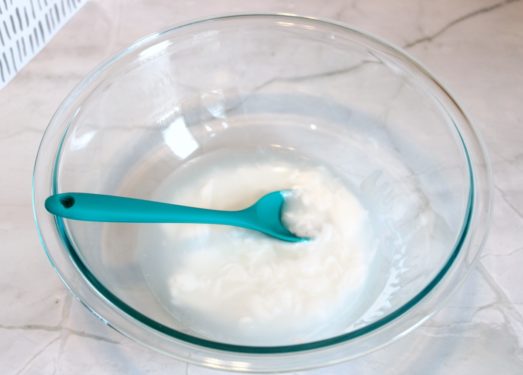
[45,191,307,243]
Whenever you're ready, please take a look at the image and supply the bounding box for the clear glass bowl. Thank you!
[33,14,491,372]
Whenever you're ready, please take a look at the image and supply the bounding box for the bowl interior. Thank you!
[44,16,470,349]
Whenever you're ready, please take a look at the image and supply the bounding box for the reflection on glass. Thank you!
[139,40,172,60]
[162,116,198,159]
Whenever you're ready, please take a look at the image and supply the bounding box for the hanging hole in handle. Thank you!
[60,195,75,209]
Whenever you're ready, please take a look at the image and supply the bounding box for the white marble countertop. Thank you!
[1,0,522,374]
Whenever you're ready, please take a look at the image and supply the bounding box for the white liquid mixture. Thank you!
[138,149,379,345]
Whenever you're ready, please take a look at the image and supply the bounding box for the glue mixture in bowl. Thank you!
[138,149,379,345]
